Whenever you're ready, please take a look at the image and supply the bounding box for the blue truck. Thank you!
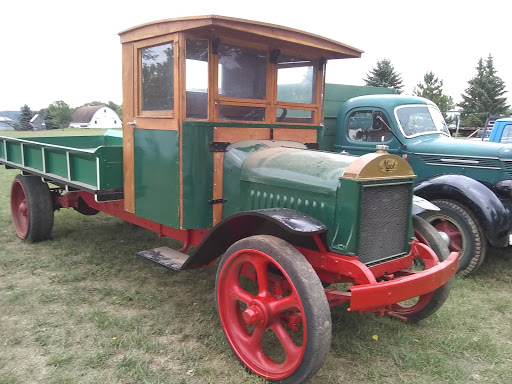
[489,117,512,143]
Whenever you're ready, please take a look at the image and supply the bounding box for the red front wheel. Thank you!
[389,215,453,323]
[216,235,331,383]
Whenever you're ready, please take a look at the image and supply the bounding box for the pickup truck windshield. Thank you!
[395,106,450,138]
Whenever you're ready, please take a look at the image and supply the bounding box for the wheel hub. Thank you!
[19,200,28,216]
[243,302,268,327]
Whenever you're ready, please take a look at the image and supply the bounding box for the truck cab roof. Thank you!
[339,94,436,116]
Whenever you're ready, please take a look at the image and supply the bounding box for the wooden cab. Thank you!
[118,15,362,228]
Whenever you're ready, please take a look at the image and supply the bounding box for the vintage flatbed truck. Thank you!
[0,16,458,383]
[323,84,512,276]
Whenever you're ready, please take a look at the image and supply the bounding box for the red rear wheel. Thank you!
[10,175,54,242]
[216,235,331,383]
[11,179,30,238]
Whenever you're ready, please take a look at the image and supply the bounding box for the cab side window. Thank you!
[501,124,512,143]
[141,42,174,111]
[348,110,391,142]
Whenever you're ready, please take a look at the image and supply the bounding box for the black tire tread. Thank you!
[420,199,486,276]
[409,215,453,323]
[14,174,54,242]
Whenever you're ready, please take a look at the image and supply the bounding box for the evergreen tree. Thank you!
[44,109,58,130]
[459,54,509,127]
[47,100,73,128]
[414,71,454,118]
[363,59,404,93]
[17,104,34,131]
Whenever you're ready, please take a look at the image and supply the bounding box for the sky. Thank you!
[1,0,511,111]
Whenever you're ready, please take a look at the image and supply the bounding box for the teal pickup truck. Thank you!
[323,84,512,276]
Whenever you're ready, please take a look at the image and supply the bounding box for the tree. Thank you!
[17,105,34,131]
[414,71,454,118]
[459,54,509,127]
[44,109,58,130]
[47,100,73,128]
[363,59,404,93]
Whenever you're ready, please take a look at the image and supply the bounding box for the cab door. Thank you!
[122,35,180,227]
[339,108,401,156]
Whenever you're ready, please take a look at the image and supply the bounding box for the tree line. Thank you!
[363,54,509,127]
[14,101,122,131]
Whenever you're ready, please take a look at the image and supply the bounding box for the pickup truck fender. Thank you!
[414,174,512,247]
[184,208,328,269]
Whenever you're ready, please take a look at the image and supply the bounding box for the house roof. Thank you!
[119,15,363,60]
[30,114,39,123]
[72,105,105,124]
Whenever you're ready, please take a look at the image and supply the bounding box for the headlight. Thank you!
[495,180,512,198]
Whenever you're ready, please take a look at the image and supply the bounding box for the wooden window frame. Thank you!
[134,34,178,119]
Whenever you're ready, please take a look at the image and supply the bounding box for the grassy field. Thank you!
[1,129,512,383]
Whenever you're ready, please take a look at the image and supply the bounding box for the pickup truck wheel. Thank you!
[391,215,453,323]
[419,200,486,276]
[10,175,54,242]
[216,235,331,383]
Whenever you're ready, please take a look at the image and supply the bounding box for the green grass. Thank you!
[1,129,512,383]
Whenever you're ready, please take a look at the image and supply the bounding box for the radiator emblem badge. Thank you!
[379,158,398,173]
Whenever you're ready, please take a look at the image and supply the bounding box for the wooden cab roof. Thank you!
[119,15,362,60]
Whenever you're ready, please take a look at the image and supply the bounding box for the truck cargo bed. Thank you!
[0,130,123,201]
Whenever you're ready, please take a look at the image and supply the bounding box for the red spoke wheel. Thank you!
[390,215,453,323]
[216,235,331,383]
[10,175,54,242]
[419,199,486,276]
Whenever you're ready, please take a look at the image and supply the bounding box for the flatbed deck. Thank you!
[0,130,123,201]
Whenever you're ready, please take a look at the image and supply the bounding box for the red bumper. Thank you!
[348,251,459,311]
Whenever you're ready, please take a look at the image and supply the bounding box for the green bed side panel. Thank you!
[69,155,96,186]
[23,145,44,171]
[181,121,214,228]
[6,142,22,164]
[134,129,179,227]
[45,150,68,177]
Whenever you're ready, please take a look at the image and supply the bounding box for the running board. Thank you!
[136,246,190,272]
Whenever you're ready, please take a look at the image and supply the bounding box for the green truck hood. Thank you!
[240,147,355,194]
[408,134,512,160]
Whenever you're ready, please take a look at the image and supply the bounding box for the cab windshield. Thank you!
[395,105,450,137]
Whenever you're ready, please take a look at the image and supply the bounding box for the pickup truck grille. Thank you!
[358,184,409,265]
[417,154,501,169]
[501,161,512,177]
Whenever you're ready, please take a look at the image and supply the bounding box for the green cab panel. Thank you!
[134,129,179,227]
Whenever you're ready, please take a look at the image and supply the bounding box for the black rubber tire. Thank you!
[11,174,54,242]
[396,215,453,323]
[215,235,331,384]
[419,199,486,276]
[413,215,450,261]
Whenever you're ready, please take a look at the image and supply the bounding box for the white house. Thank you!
[70,105,122,128]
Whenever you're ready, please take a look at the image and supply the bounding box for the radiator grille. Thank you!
[358,184,409,265]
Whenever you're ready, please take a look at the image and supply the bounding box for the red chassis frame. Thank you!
[64,191,458,315]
